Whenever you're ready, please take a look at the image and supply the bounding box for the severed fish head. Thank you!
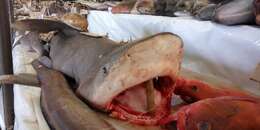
[77,32,183,125]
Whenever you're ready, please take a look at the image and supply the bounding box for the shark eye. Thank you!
[101,63,111,75]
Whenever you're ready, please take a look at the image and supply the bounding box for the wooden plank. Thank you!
[251,63,260,83]
[0,0,14,129]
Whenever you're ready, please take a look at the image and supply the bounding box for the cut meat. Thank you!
[108,76,175,125]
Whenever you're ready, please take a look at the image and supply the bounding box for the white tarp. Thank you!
[12,45,50,130]
[11,11,260,130]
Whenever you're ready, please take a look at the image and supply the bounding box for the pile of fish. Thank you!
[112,0,260,26]
[1,18,259,130]
[14,0,122,20]
[14,0,260,26]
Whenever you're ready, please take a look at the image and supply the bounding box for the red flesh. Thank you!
[162,97,260,130]
[106,76,259,126]
[158,77,260,130]
[174,77,257,103]
[107,77,175,125]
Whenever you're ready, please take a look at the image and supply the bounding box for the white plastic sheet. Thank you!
[12,45,50,130]
[11,11,260,130]
[88,11,260,94]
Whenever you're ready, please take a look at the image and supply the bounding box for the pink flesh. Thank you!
[115,82,162,113]
[107,76,175,125]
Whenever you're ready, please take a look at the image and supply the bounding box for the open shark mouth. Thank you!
[108,76,175,125]
[76,33,184,125]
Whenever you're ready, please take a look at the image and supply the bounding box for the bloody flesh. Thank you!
[161,74,260,130]
[174,77,258,103]
[108,76,175,125]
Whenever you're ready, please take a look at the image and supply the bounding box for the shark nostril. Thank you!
[102,67,107,74]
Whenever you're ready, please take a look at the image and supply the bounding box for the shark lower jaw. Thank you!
[107,76,175,125]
